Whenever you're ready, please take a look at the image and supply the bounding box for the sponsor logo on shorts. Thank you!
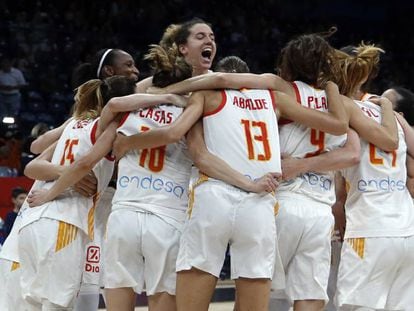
[85,245,100,273]
[118,174,185,198]
[357,177,406,192]
[301,172,332,191]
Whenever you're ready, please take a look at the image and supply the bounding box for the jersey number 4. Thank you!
[305,129,325,158]
[241,119,271,161]
[138,126,166,172]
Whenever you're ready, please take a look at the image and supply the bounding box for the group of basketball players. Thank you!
[0,17,413,311]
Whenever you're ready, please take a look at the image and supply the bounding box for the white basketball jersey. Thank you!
[342,100,414,238]
[203,89,281,180]
[19,118,115,235]
[112,106,192,221]
[277,81,347,205]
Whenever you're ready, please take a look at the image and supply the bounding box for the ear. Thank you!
[178,44,187,56]
[102,65,114,77]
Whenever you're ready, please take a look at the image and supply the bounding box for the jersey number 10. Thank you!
[138,126,166,172]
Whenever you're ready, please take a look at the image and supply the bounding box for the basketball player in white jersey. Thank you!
[110,73,350,311]
[326,43,414,310]
[336,98,414,310]
[15,77,137,310]
[26,43,209,311]
[27,47,139,311]
[141,34,397,311]
[21,76,183,310]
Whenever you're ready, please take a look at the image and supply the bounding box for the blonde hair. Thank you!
[144,44,192,87]
[159,24,180,50]
[72,79,104,120]
[333,42,384,96]
[71,76,136,120]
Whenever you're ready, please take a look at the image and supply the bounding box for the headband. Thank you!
[96,49,113,78]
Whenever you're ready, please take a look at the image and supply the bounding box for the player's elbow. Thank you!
[23,162,35,179]
[30,140,42,154]
[348,151,361,166]
[107,98,120,112]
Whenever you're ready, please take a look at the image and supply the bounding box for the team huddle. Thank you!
[1,17,414,311]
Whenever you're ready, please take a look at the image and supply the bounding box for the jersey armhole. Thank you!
[118,112,130,128]
[268,89,276,110]
[204,90,227,117]
[291,81,301,104]
[90,120,115,162]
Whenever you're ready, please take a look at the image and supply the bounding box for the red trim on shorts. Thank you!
[204,90,227,117]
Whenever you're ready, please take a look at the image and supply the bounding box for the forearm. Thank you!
[99,93,177,132]
[24,160,64,181]
[347,99,398,151]
[108,93,176,112]
[299,129,360,173]
[161,73,223,94]
[116,96,203,153]
[37,123,116,202]
[379,102,399,147]
[187,121,254,191]
[122,127,175,151]
[325,83,348,132]
[162,72,290,95]
[194,152,254,191]
[24,142,62,180]
[41,160,95,202]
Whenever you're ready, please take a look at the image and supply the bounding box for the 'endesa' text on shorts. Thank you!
[357,177,406,192]
[118,174,185,198]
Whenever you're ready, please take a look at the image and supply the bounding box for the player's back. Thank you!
[113,105,192,216]
[203,88,281,181]
[343,99,414,238]
[20,118,115,234]
[278,81,347,205]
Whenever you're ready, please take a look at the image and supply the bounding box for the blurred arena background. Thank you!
[0,1,412,309]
